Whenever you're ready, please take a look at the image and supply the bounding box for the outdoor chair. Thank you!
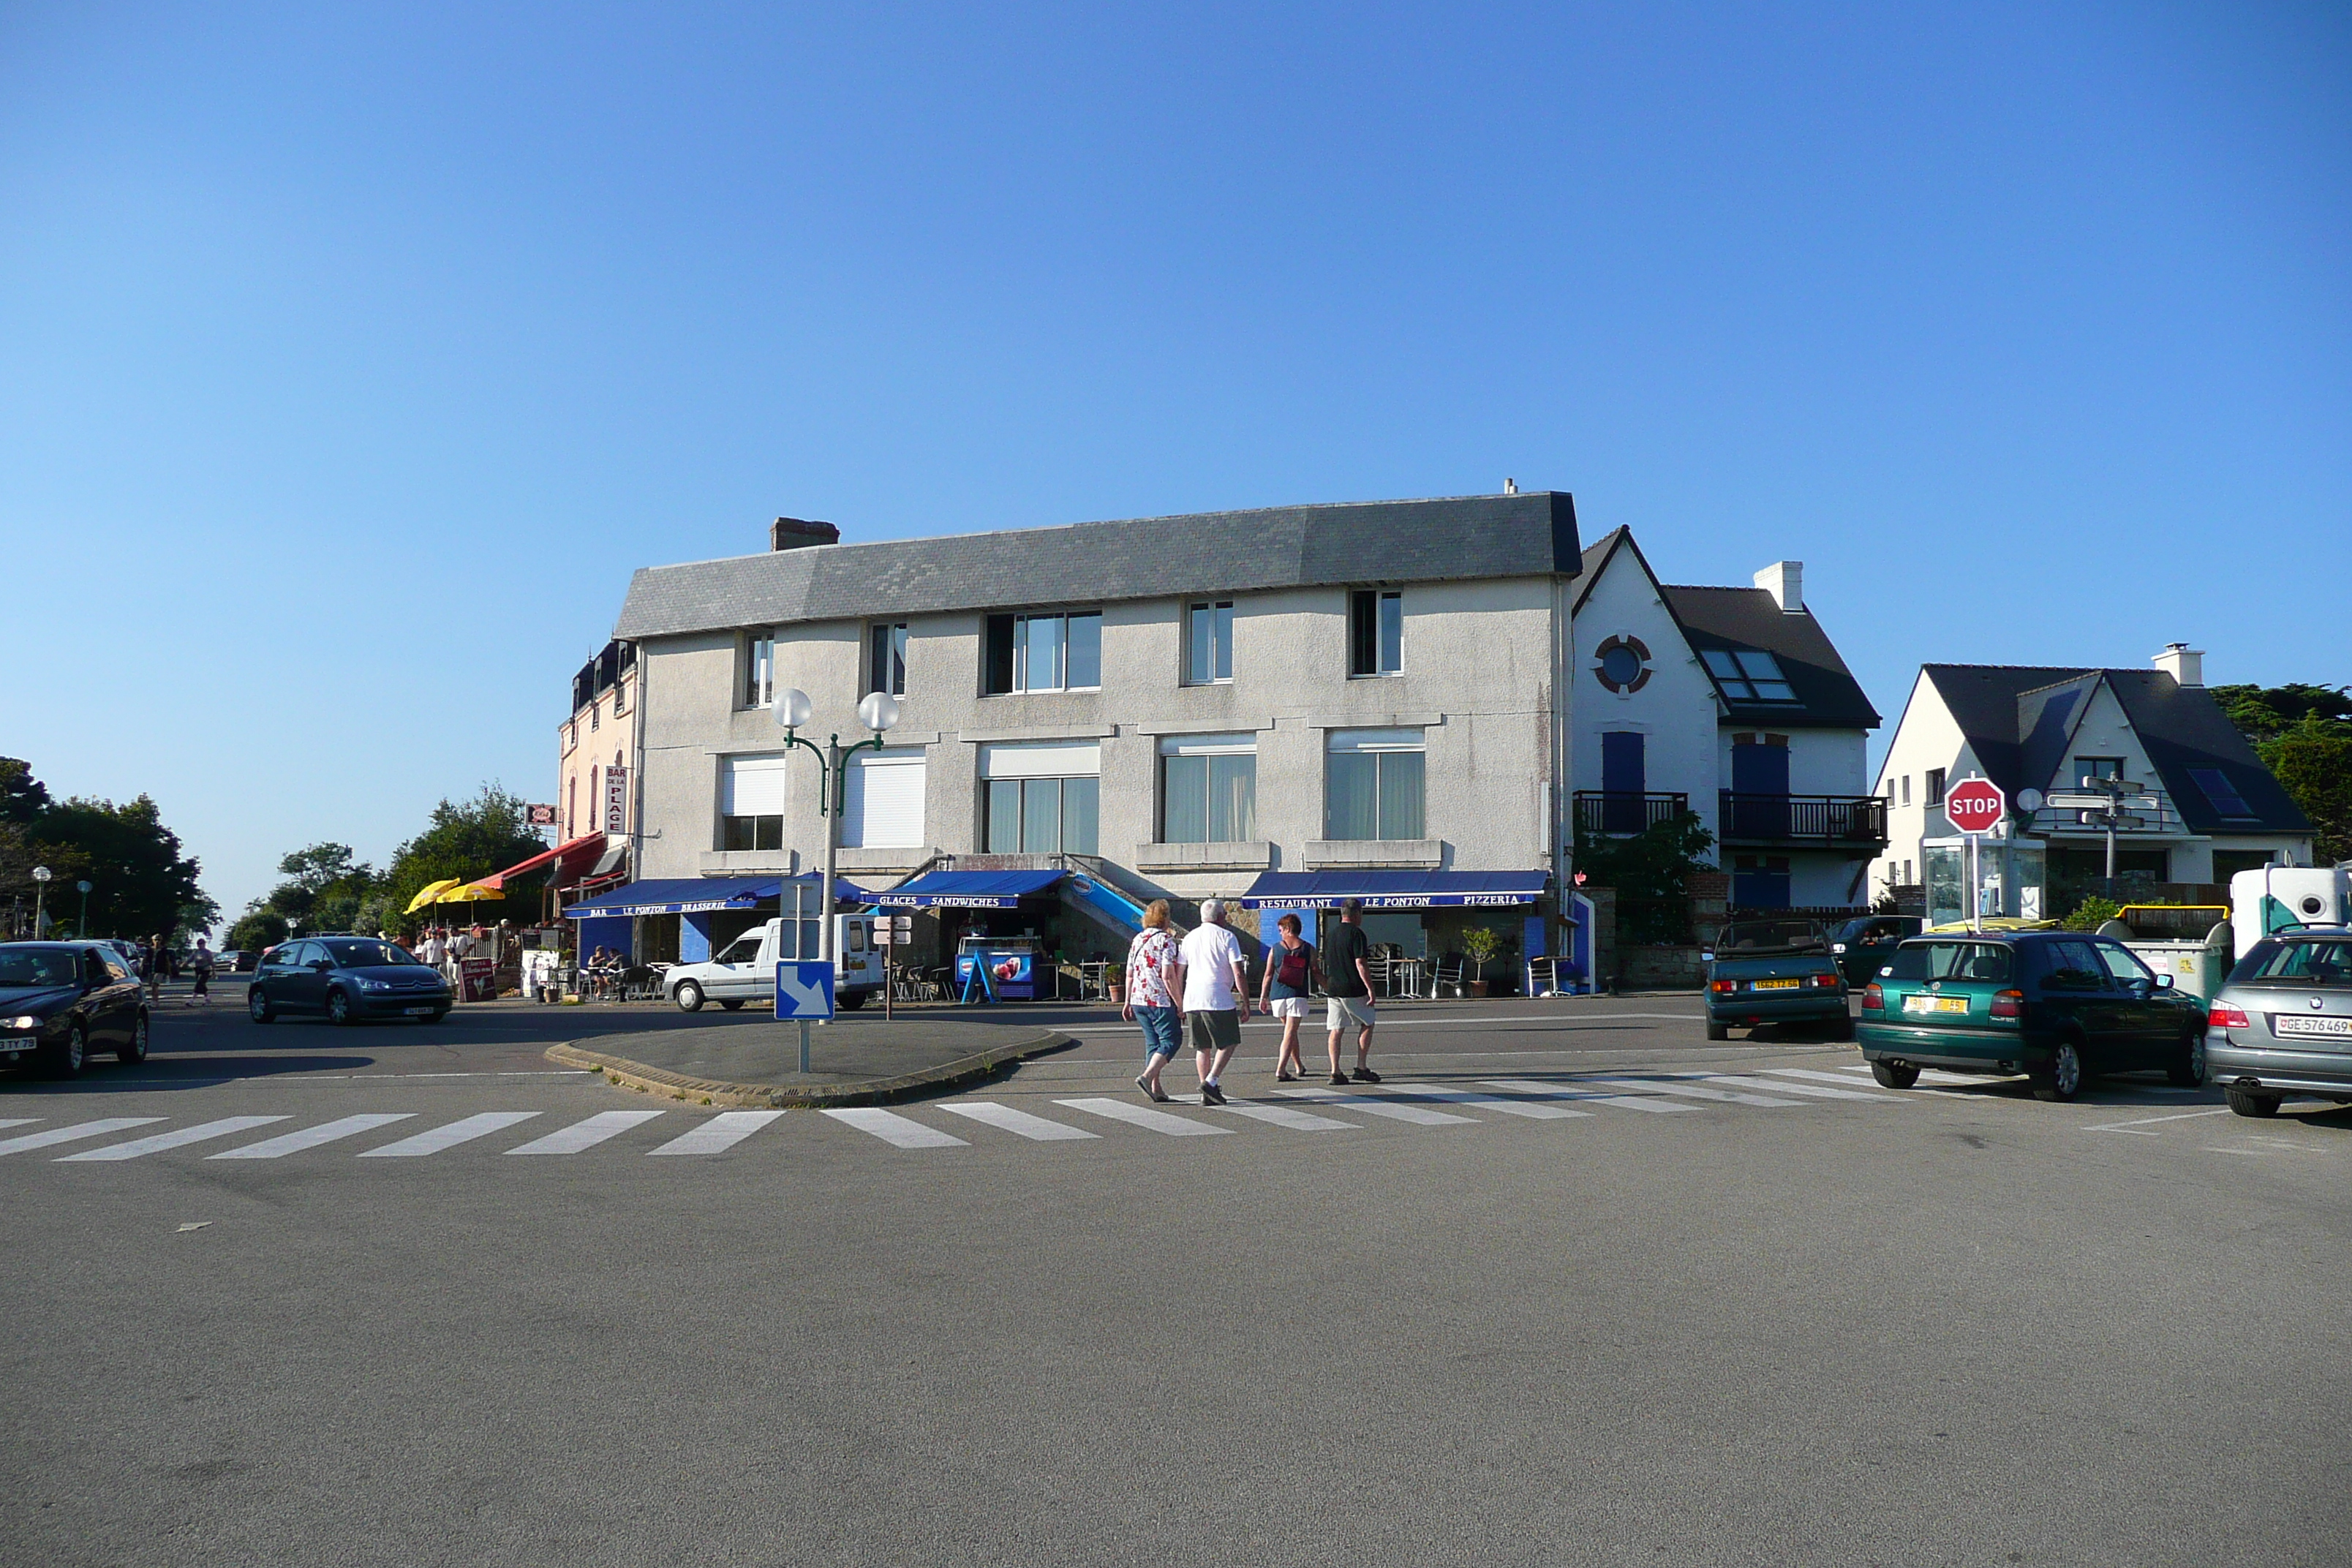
[617,965,661,1000]
[1432,954,1466,998]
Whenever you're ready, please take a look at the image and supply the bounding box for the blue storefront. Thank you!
[562,874,866,965]
[1237,869,1561,992]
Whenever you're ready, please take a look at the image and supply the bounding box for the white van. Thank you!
[665,914,883,1013]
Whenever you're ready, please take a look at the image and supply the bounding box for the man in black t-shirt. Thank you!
[1320,898,1381,1085]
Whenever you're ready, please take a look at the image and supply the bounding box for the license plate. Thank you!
[1903,994,1969,1016]
[1751,978,1801,991]
[2274,1015,2352,1038]
[403,1006,436,1016]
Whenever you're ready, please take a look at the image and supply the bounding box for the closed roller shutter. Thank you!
[843,750,926,848]
[721,755,791,817]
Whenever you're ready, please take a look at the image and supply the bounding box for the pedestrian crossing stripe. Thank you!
[1271,1087,1477,1126]
[1715,1071,1897,1102]
[1054,1098,1232,1136]
[209,1113,415,1159]
[59,1116,290,1162]
[1478,1079,1691,1113]
[647,1109,783,1155]
[1347,1084,1593,1120]
[358,1112,541,1158]
[1585,1077,1806,1109]
[508,1110,666,1155]
[938,1101,1098,1141]
[820,1107,968,1148]
[0,1117,167,1156]
[1211,1100,1360,1132]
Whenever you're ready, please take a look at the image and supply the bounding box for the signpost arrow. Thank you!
[774,960,836,1074]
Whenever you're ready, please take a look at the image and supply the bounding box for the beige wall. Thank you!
[557,673,639,844]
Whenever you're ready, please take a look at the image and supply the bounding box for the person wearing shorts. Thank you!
[1256,913,1319,1082]
[1173,899,1249,1106]
[1121,901,1183,1102]
[1320,897,1380,1084]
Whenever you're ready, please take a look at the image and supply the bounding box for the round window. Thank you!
[1600,645,1643,685]
[1592,635,1653,694]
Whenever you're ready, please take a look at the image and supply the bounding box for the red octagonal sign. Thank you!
[1945,777,2007,834]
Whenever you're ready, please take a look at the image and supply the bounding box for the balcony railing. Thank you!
[2023,799,2185,837]
[1718,791,1888,846]
[1574,791,1689,837]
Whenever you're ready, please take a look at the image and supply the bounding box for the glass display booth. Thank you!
[1923,837,2048,928]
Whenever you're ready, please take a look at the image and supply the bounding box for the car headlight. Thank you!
[5,1014,42,1031]
[356,977,389,992]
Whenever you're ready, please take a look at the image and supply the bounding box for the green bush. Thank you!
[2062,895,2122,931]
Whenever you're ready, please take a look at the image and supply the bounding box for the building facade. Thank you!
[555,638,638,895]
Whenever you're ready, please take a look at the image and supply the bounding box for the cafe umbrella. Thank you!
[404,878,463,916]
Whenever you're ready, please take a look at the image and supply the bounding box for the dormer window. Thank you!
[1704,649,1797,702]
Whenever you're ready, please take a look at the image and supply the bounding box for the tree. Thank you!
[0,760,214,942]
[226,910,290,952]
[2211,683,2352,867]
[1574,810,1717,944]
[380,785,548,936]
[2210,682,2352,745]
[252,843,378,935]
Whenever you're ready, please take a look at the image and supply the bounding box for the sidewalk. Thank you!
[549,1015,1079,1109]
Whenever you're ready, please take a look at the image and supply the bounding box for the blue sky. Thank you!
[3,1,2345,927]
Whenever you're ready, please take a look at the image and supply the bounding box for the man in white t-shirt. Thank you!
[1172,899,1251,1106]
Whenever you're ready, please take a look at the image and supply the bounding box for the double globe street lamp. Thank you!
[771,686,900,963]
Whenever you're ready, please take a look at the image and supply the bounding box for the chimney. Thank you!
[770,516,840,551]
[2154,642,2204,687]
[1754,560,1803,613]
[1503,478,1518,495]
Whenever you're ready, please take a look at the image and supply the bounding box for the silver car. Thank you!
[2206,926,2352,1118]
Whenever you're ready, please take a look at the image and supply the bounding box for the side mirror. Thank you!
[2155,973,2174,990]
[1700,951,1715,963]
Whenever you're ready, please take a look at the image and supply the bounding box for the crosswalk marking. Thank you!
[1587,1077,1805,1108]
[1055,1098,1232,1137]
[0,1119,36,1132]
[1357,1085,1593,1120]
[648,1110,784,1155]
[358,1112,541,1157]
[508,1110,667,1155]
[1212,1099,1361,1131]
[59,1116,290,1162]
[209,1114,417,1159]
[0,1117,167,1156]
[1273,1087,1477,1126]
[938,1101,1099,1141]
[821,1107,969,1148]
[1717,1071,1897,1102]
[1479,1079,1691,1113]
[1831,1063,1999,1088]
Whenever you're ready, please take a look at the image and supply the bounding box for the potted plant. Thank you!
[1460,927,1502,998]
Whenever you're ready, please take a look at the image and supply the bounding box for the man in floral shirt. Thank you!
[1122,900,1183,1101]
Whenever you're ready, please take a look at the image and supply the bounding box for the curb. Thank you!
[546,1029,1081,1109]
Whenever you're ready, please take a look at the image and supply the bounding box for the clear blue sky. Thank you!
[4,2,2345,928]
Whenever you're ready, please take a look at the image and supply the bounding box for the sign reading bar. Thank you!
[603,767,629,834]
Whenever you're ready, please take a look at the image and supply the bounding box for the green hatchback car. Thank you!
[1857,931,2206,1101]
[1703,919,1850,1041]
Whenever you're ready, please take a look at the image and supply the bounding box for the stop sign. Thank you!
[1945,777,2007,834]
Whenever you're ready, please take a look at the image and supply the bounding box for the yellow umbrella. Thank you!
[437,880,505,904]
[405,878,462,914]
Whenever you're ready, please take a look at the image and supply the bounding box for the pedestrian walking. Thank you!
[143,933,167,1001]
[1172,898,1250,1106]
[1321,897,1380,1084]
[1120,900,1183,1102]
[190,937,214,1000]
[1256,912,1319,1082]
[422,928,448,973]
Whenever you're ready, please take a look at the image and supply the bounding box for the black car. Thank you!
[1827,915,1924,987]
[0,942,151,1077]
[249,937,451,1025]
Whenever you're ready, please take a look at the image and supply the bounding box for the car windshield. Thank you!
[0,949,79,987]
[323,939,419,968]
[1882,941,2013,983]
[1717,921,1825,954]
[2232,938,2352,989]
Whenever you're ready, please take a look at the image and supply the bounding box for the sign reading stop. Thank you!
[1945,777,2007,834]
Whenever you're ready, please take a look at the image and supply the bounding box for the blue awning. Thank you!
[1237,870,1550,910]
[564,873,870,919]
[872,869,1066,909]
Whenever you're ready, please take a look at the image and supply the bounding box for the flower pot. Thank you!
[1107,983,1123,1005]
[1468,980,1490,998]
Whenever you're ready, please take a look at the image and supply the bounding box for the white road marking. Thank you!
[821,1108,969,1148]
[1586,1077,1806,1108]
[648,1110,785,1155]
[59,1116,290,1162]
[0,1117,166,1156]
[1702,1072,1897,1102]
[0,1119,37,1131]
[1211,1100,1362,1131]
[358,1112,542,1157]
[2201,1144,2322,1157]
[938,1101,1099,1141]
[508,1110,668,1154]
[209,1114,415,1159]
[2082,1107,2234,1134]
[1355,1083,1593,1120]
[1478,1079,1691,1113]
[1055,1098,1233,1136]
[1272,1087,1477,1125]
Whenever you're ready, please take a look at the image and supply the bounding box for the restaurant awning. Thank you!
[482,834,607,891]
[562,872,874,919]
[1236,870,1550,910]
[870,869,1066,909]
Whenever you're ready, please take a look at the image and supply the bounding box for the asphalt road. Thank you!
[3,990,2347,1566]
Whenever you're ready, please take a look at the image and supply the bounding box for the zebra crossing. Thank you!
[0,1069,1909,1169]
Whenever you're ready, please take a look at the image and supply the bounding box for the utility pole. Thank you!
[2043,774,2161,889]
[31,865,51,938]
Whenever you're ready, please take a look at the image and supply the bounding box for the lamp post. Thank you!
[31,866,51,939]
[772,687,900,963]
[75,881,91,938]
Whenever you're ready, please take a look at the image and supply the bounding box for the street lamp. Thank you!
[30,865,50,939]
[75,880,91,938]
[772,686,900,962]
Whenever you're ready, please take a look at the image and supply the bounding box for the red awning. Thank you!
[484,834,606,891]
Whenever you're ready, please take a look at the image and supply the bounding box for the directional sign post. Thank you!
[1942,778,2007,932]
[774,960,835,1074]
[872,916,912,1022]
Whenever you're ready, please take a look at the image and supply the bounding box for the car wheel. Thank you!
[1705,1019,1730,1041]
[118,1011,150,1065]
[837,989,867,1012]
[2166,1029,2205,1088]
[49,1021,88,1079]
[249,988,275,1025]
[674,981,704,1014]
[325,989,354,1026]
[2032,1039,2085,1102]
[1869,1059,1920,1089]
[719,998,744,1011]
[2224,1084,2282,1119]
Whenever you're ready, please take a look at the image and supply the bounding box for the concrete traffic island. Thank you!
[547,1017,1079,1108]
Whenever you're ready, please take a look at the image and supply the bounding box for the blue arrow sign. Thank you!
[773,960,835,1020]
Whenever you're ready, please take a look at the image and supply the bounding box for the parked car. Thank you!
[1703,919,1849,1041]
[0,941,150,1076]
[2205,927,2352,1118]
[210,950,254,974]
[249,937,451,1025]
[666,914,883,1013]
[1858,930,2205,1101]
[1827,915,1923,987]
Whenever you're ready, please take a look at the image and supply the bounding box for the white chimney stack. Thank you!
[2154,643,2204,687]
[1754,561,1803,613]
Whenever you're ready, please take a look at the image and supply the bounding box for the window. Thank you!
[867,622,908,697]
[1186,601,1234,685]
[589,699,600,732]
[2186,767,2254,819]
[1925,768,1946,807]
[2237,938,2352,987]
[744,636,775,709]
[1349,590,1402,676]
[1324,729,1425,840]
[720,755,790,853]
[613,680,627,715]
[983,611,1101,694]
[1899,775,1910,806]
[566,778,576,837]
[1702,649,1798,702]
[2036,939,2106,991]
[2093,943,2157,987]
[1160,734,1257,843]
[1884,941,2013,983]
[2073,755,2123,785]
[979,740,1100,853]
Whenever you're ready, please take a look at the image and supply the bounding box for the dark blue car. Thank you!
[249,937,451,1025]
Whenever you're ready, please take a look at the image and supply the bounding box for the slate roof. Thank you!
[1659,585,1883,729]
[1921,665,2310,836]
[614,492,1581,640]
